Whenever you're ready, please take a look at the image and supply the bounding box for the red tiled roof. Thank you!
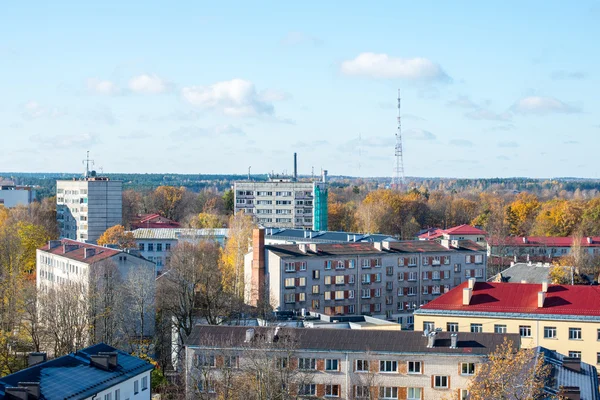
[131,214,181,229]
[488,236,600,247]
[418,229,445,240]
[418,225,486,240]
[38,239,120,264]
[421,280,600,317]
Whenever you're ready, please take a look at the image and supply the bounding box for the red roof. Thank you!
[421,280,600,317]
[131,214,181,229]
[38,239,120,264]
[489,236,600,247]
[418,225,486,240]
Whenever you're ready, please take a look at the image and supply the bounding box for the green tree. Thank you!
[223,189,234,214]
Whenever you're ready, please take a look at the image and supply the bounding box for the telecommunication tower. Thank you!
[392,89,405,189]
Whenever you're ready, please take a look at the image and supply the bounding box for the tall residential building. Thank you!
[57,176,122,243]
[0,181,36,208]
[244,229,487,329]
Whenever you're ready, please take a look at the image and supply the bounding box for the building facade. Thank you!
[234,179,328,231]
[419,224,486,246]
[184,325,521,400]
[0,343,153,400]
[130,228,229,271]
[414,279,600,369]
[0,181,36,207]
[244,229,487,330]
[57,177,122,243]
[487,235,600,260]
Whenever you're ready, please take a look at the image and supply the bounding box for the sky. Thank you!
[1,1,599,178]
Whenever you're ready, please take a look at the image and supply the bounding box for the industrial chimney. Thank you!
[293,153,298,181]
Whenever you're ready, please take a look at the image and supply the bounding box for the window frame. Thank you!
[461,362,475,375]
[407,361,422,374]
[433,375,449,389]
[379,360,398,373]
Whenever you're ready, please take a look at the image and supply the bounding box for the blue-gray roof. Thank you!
[264,227,396,244]
[0,344,153,400]
[538,347,600,400]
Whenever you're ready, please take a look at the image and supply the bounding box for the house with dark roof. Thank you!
[184,324,520,400]
[0,343,153,400]
[244,228,487,330]
[414,278,600,371]
[263,227,396,245]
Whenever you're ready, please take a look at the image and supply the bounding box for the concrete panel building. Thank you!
[0,181,36,207]
[57,177,122,243]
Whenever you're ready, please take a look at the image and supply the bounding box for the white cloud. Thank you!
[86,78,120,95]
[341,52,450,82]
[404,128,436,140]
[447,96,478,109]
[465,109,511,121]
[30,132,98,148]
[512,96,580,115]
[129,74,169,94]
[214,124,245,136]
[449,139,473,147]
[181,79,275,117]
[498,141,519,148]
[22,101,66,120]
[259,89,292,102]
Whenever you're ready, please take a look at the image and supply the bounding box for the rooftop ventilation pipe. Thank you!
[450,333,458,349]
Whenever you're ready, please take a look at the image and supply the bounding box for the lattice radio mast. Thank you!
[392,89,405,189]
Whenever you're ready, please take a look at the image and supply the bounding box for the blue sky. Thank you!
[1,1,599,178]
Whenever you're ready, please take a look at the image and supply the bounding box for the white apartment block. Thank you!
[234,178,328,231]
[57,177,122,243]
[0,181,35,207]
[185,325,521,400]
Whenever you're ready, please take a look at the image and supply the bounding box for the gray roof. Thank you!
[130,228,229,240]
[0,343,153,400]
[538,347,600,400]
[186,325,519,356]
[489,263,550,283]
[264,227,396,244]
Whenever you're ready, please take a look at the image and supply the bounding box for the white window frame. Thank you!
[379,360,398,373]
[407,361,422,374]
[434,375,449,389]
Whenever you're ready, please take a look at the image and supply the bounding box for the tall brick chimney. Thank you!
[250,228,265,307]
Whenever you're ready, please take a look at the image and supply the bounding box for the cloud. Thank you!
[129,74,170,94]
[465,108,511,121]
[181,79,276,117]
[214,124,245,136]
[293,140,329,149]
[84,105,117,125]
[86,78,120,95]
[449,139,473,147]
[340,52,451,82]
[551,70,587,80]
[259,89,292,102]
[487,124,516,132]
[30,132,98,148]
[21,101,66,120]
[498,141,519,148]
[280,31,322,46]
[118,130,151,140]
[171,124,246,141]
[512,96,580,115]
[497,155,510,161]
[446,96,478,109]
[404,128,436,140]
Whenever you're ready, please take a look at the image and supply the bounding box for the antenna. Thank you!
[82,151,95,178]
[248,166,251,180]
[392,89,405,189]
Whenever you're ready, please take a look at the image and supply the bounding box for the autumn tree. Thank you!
[221,212,255,298]
[467,338,551,400]
[531,199,583,237]
[152,185,187,220]
[505,193,541,236]
[223,189,234,214]
[97,225,137,249]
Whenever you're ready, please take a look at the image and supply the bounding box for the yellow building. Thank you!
[414,278,600,369]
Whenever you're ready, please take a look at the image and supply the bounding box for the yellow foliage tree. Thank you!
[505,193,541,236]
[17,221,52,276]
[97,225,137,249]
[531,199,583,237]
[220,212,255,297]
[153,186,185,220]
[190,212,224,229]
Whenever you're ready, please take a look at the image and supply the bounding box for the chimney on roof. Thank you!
[587,237,593,244]
[440,239,450,249]
[48,240,61,249]
[450,333,458,349]
[298,243,308,254]
[463,287,473,306]
[4,387,28,400]
[84,248,96,259]
[17,383,40,400]
[27,352,47,367]
[426,331,436,348]
[468,278,476,290]
[308,243,317,253]
[374,242,383,251]
[521,279,527,284]
[538,291,546,308]
[382,240,391,250]
[98,352,118,369]
[522,237,528,244]
[63,243,79,254]
[562,357,582,373]
[542,280,548,293]
[245,328,255,343]
[559,386,581,400]
[90,354,112,371]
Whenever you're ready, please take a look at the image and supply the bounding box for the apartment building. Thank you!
[244,229,487,329]
[264,227,396,245]
[130,228,228,271]
[0,181,35,207]
[57,176,122,243]
[414,279,600,369]
[0,344,153,400]
[419,224,486,246]
[488,235,600,260]
[185,325,521,400]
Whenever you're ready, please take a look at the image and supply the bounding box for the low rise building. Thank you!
[130,213,181,230]
[184,325,521,400]
[0,343,153,400]
[130,228,229,270]
[419,224,487,246]
[0,181,35,207]
[488,235,600,261]
[244,229,487,329]
[264,227,396,245]
[414,279,600,369]
[488,262,551,284]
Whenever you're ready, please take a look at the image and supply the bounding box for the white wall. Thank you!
[84,371,152,400]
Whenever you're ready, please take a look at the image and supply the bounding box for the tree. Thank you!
[531,200,584,237]
[223,189,234,214]
[221,212,255,298]
[505,193,541,236]
[120,265,156,353]
[97,225,137,249]
[467,338,551,400]
[189,212,225,229]
[152,186,186,221]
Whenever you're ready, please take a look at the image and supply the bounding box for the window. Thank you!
[284,293,295,303]
[165,243,171,251]
[298,292,306,302]
[312,285,319,294]
[569,351,581,358]
[349,290,355,299]
[432,270,440,280]
[147,243,154,252]
[461,363,475,375]
[407,361,422,374]
[311,299,320,309]
[298,358,316,370]
[355,359,369,372]
[471,324,482,333]
[494,324,507,334]
[114,389,120,400]
[460,389,469,400]
[379,387,398,399]
[335,290,344,300]
[325,260,332,270]
[277,357,288,369]
[104,393,112,400]
[519,325,532,338]
[285,262,295,272]
[475,268,483,278]
[335,275,345,285]
[141,376,148,391]
[408,387,422,400]
[325,385,340,397]
[375,288,381,297]
[597,353,600,365]
[349,274,355,284]
[313,270,320,279]
[361,274,371,284]
[569,327,582,340]
[375,273,382,282]
[423,321,435,331]
[544,326,557,339]
[447,322,458,332]
[422,271,429,281]
[195,353,216,368]
[284,278,295,288]
[138,243,145,251]
[355,386,369,398]
[224,355,237,368]
[434,375,449,389]
[326,359,339,371]
[443,270,450,279]
[299,384,316,396]
[398,272,404,281]
[325,276,332,285]
[454,263,461,272]
[379,360,397,372]
[134,380,139,394]
[156,243,162,252]
[337,260,345,269]
[361,259,370,268]
[386,266,394,276]
[361,288,371,299]
[408,272,417,281]
[349,259,355,269]
[298,277,306,287]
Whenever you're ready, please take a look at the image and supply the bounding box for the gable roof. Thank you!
[0,343,153,400]
[539,347,600,400]
[186,325,519,356]
[38,239,120,264]
[418,225,486,240]
[419,281,600,318]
